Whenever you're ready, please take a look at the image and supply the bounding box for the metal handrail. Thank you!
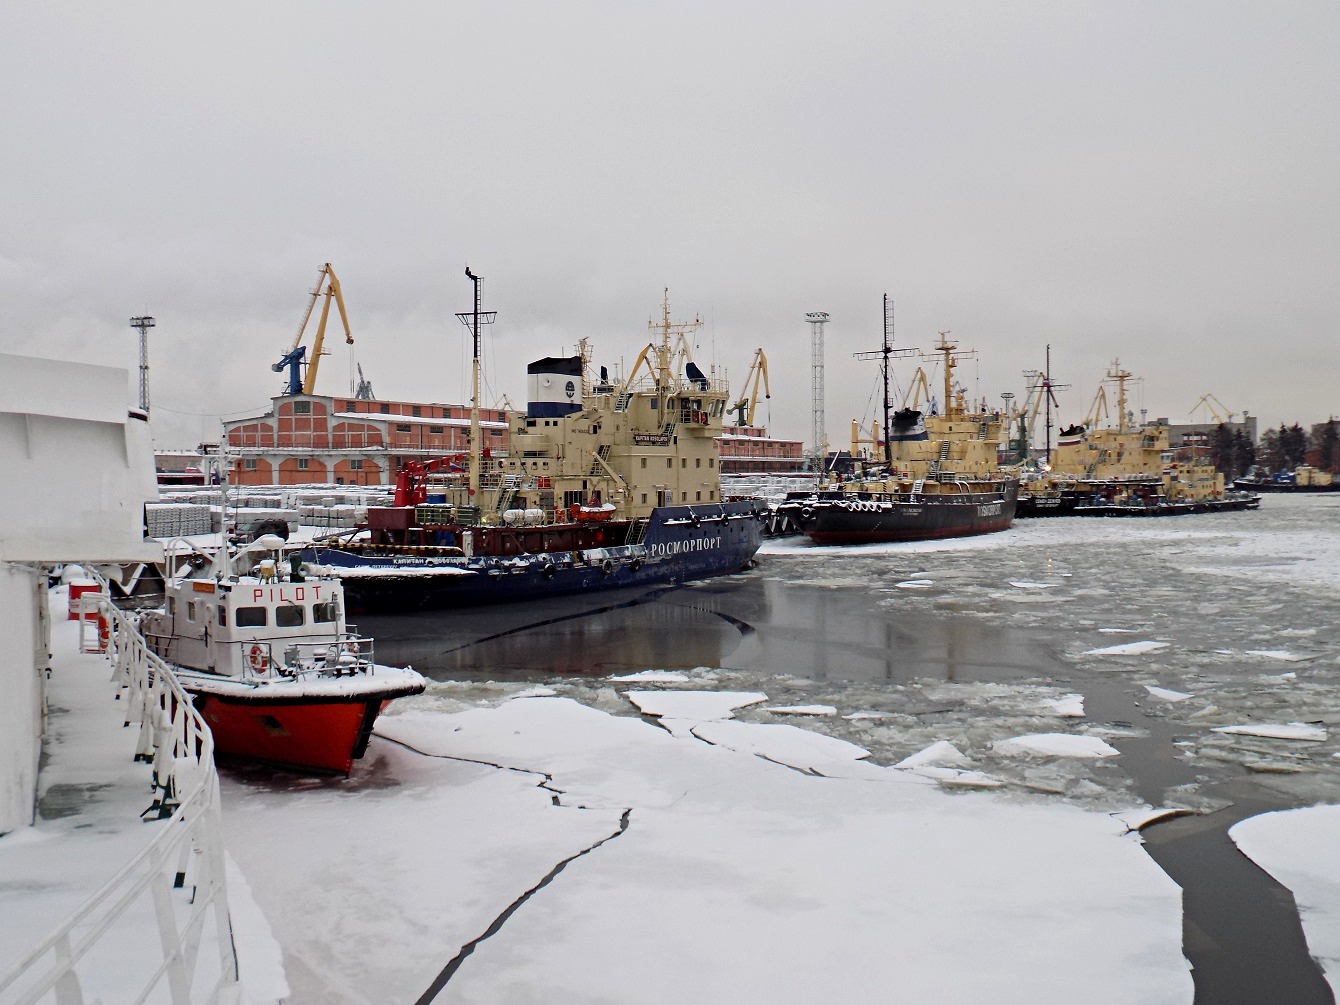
[0,579,238,1004]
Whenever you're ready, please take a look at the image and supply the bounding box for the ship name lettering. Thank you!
[977,503,1003,517]
[648,536,721,557]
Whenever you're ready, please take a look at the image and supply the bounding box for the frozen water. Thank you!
[1231,806,1340,998]
[1083,641,1171,656]
[1213,723,1328,741]
[895,740,972,769]
[994,734,1122,758]
[609,670,692,682]
[1145,686,1193,702]
[765,704,838,716]
[624,690,767,720]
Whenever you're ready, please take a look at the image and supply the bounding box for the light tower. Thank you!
[806,311,830,467]
[129,315,156,412]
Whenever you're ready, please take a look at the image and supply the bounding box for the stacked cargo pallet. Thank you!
[144,502,213,538]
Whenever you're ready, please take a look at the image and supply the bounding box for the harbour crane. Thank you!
[273,263,353,395]
[728,348,771,426]
[1189,392,1236,425]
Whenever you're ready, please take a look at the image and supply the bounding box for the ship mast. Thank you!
[455,268,496,501]
[1108,358,1133,433]
[853,294,915,466]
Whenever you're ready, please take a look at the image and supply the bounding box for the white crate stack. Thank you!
[145,502,214,538]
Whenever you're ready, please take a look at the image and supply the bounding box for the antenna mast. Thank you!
[455,268,497,500]
[129,315,156,412]
[853,295,916,465]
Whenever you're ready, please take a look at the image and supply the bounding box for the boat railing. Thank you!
[0,580,238,1004]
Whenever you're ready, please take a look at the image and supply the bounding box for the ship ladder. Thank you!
[661,421,677,437]
[624,518,651,546]
[911,478,925,497]
[496,473,522,513]
[614,392,633,412]
[589,444,612,477]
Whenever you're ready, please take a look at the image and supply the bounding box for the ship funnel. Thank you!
[527,356,583,418]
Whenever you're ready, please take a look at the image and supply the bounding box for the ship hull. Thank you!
[783,483,1018,545]
[300,501,766,614]
[168,665,426,774]
[1018,483,1261,517]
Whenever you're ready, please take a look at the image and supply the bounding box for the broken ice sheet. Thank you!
[843,711,894,721]
[1245,650,1317,663]
[993,734,1121,759]
[610,670,692,683]
[1041,694,1085,718]
[625,690,767,721]
[765,705,838,717]
[895,580,935,589]
[1144,686,1193,702]
[1083,641,1171,657]
[895,740,972,770]
[690,719,871,771]
[908,765,1004,788]
[1212,722,1328,742]
[1009,581,1058,589]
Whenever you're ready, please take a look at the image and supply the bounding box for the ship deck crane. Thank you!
[273,263,353,395]
[728,348,771,426]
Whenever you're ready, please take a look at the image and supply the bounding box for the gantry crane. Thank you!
[1188,392,1236,425]
[273,263,353,395]
[728,348,771,426]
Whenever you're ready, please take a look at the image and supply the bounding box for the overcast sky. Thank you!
[2,2,1336,450]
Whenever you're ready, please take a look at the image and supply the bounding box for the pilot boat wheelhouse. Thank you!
[140,545,425,774]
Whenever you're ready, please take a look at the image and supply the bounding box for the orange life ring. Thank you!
[248,644,267,672]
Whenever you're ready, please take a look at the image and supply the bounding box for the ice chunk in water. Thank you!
[1144,686,1193,702]
[896,740,972,770]
[1213,722,1327,741]
[993,734,1121,758]
[1083,641,1170,656]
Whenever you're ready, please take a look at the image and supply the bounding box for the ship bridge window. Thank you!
[217,605,228,627]
[313,601,338,624]
[276,605,305,628]
[235,606,267,628]
[185,601,197,623]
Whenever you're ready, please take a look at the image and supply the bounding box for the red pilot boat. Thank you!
[140,536,426,774]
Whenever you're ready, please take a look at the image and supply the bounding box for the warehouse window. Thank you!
[292,401,311,415]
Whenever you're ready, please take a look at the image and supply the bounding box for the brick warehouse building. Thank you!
[223,393,508,486]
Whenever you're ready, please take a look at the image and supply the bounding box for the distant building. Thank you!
[222,392,509,486]
[717,424,807,474]
[1157,412,1258,449]
[0,353,161,834]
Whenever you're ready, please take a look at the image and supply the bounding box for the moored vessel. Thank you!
[300,279,765,612]
[140,536,425,773]
[776,310,1018,544]
[1017,360,1260,517]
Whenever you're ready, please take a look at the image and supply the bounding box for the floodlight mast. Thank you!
[129,316,156,412]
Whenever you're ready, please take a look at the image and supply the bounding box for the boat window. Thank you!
[696,457,701,468]
[709,457,715,468]
[185,601,197,623]
[667,458,673,468]
[313,601,338,624]
[681,458,687,468]
[235,606,267,627]
[166,597,175,617]
[640,457,647,469]
[276,605,305,628]
[217,605,228,627]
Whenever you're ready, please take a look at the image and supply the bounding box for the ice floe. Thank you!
[1245,650,1316,662]
[1144,686,1193,702]
[895,580,935,589]
[624,690,767,720]
[993,734,1122,758]
[1231,806,1340,998]
[691,719,871,771]
[895,740,972,770]
[1042,694,1086,718]
[1083,641,1170,656]
[1212,722,1328,741]
[609,670,692,683]
[1009,581,1059,589]
[765,704,838,717]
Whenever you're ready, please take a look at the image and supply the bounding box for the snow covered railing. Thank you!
[0,580,238,1005]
